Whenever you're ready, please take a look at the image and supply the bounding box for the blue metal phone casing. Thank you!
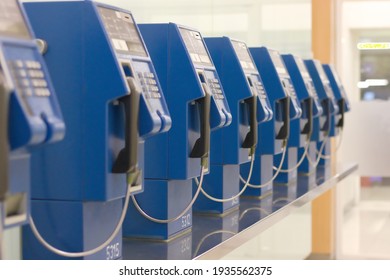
[192,37,272,214]
[0,0,64,230]
[124,23,232,240]
[22,0,171,259]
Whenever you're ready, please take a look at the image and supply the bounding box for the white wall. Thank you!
[96,0,312,56]
[336,0,390,177]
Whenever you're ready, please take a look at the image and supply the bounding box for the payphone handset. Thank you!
[179,27,231,161]
[229,39,273,124]
[323,64,351,128]
[21,0,171,259]
[313,60,339,116]
[193,37,273,208]
[204,37,272,164]
[23,1,171,202]
[139,23,231,180]
[98,6,171,185]
[282,55,324,142]
[0,0,64,227]
[250,47,302,155]
[294,57,323,119]
[305,59,339,137]
[0,70,9,202]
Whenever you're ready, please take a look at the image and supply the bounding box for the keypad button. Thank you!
[144,72,155,79]
[18,70,27,78]
[29,70,45,78]
[32,79,48,88]
[19,79,30,87]
[14,60,24,68]
[26,60,42,69]
[148,79,157,85]
[36,88,50,97]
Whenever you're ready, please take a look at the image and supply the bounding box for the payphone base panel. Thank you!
[274,147,298,185]
[4,153,30,229]
[240,154,273,198]
[123,179,193,241]
[22,198,123,260]
[193,164,240,215]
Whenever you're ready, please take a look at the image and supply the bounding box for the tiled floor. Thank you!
[340,186,390,259]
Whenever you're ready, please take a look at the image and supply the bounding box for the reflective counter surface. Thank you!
[122,162,358,260]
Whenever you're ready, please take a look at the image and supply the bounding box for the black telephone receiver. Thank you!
[337,99,345,128]
[276,96,290,140]
[301,98,313,135]
[190,82,211,160]
[242,95,258,149]
[112,77,141,180]
[0,75,10,201]
[321,99,331,133]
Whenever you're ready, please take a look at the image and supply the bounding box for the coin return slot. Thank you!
[122,63,133,77]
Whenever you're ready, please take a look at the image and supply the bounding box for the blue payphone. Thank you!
[305,59,339,173]
[0,0,64,233]
[280,55,324,182]
[323,64,351,136]
[22,0,171,259]
[124,24,232,240]
[240,47,302,197]
[192,37,272,215]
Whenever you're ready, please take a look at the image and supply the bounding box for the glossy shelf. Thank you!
[122,162,358,260]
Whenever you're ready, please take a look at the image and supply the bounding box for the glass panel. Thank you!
[101,0,311,56]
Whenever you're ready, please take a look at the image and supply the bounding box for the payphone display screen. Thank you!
[99,7,147,57]
[296,57,310,78]
[270,50,287,75]
[179,27,212,67]
[231,40,256,70]
[0,0,30,40]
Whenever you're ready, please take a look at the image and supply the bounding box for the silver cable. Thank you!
[131,166,206,224]
[239,140,288,189]
[273,133,312,173]
[28,184,132,258]
[336,128,344,151]
[307,135,329,167]
[193,153,255,203]
[317,128,344,160]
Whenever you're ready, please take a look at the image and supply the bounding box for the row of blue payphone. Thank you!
[0,0,350,259]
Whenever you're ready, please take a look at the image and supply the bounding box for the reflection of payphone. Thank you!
[22,1,171,259]
[0,0,64,238]
[241,47,302,197]
[323,64,351,136]
[282,55,324,180]
[305,60,339,174]
[124,24,231,240]
[192,37,272,214]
